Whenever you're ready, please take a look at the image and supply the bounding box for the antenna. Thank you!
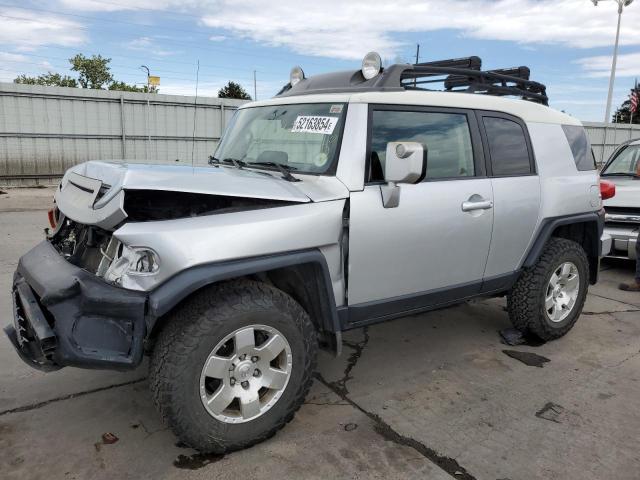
[191,59,200,167]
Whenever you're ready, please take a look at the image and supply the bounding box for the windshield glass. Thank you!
[213,103,347,174]
[602,145,640,176]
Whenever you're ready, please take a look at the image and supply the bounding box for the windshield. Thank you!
[213,103,347,175]
[602,145,640,177]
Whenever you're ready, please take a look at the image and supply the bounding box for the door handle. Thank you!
[461,198,493,212]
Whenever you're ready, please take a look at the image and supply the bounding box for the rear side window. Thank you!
[562,125,596,171]
[483,116,532,176]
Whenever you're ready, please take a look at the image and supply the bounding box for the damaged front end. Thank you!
[5,163,307,371]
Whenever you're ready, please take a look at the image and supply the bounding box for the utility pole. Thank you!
[413,44,420,88]
[591,0,634,123]
[253,70,257,100]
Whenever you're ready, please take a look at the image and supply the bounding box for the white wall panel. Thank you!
[0,82,245,186]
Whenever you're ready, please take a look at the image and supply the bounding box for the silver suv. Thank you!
[5,54,608,453]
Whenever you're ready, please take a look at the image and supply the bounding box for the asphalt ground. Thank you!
[1,188,639,480]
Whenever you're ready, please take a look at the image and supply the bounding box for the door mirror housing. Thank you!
[384,142,426,184]
[380,142,427,209]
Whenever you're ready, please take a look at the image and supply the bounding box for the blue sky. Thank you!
[1,0,640,121]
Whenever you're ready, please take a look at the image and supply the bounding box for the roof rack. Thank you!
[401,56,548,105]
[276,55,549,105]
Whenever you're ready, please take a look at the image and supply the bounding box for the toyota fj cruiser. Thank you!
[5,54,609,453]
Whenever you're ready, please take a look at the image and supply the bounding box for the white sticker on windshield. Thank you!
[291,116,338,135]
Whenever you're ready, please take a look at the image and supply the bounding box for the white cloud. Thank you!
[0,8,86,50]
[208,35,227,42]
[57,0,187,12]
[55,0,640,60]
[198,0,640,60]
[576,52,640,78]
[125,36,179,57]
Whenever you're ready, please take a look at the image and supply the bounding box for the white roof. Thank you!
[244,90,581,126]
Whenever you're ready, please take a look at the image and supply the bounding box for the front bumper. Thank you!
[4,241,147,371]
[604,225,638,260]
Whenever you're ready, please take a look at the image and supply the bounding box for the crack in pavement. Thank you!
[331,327,370,397]
[316,327,477,480]
[588,293,640,310]
[0,378,147,417]
[316,373,477,480]
[582,309,640,316]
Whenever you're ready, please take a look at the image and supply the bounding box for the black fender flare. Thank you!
[521,211,604,282]
[145,249,341,335]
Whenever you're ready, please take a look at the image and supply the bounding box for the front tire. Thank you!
[149,280,317,453]
[508,238,589,341]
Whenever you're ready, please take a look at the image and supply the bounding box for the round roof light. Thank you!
[362,51,382,80]
[290,66,305,86]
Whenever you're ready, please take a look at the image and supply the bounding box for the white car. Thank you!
[601,138,640,260]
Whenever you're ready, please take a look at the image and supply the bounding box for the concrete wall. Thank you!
[0,82,246,186]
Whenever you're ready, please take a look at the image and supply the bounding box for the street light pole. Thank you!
[592,0,634,123]
[140,65,150,91]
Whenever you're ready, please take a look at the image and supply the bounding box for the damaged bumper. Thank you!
[4,241,147,371]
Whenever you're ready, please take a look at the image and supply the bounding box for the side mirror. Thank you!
[381,142,427,208]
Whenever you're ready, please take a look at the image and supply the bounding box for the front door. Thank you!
[347,106,493,322]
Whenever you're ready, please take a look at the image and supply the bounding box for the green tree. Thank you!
[69,54,113,89]
[613,82,640,124]
[107,81,151,93]
[218,81,251,100]
[12,53,158,93]
[14,72,78,87]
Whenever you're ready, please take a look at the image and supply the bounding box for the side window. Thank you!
[369,110,475,182]
[483,116,532,176]
[562,125,596,171]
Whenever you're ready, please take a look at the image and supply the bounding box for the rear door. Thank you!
[347,106,493,322]
[476,112,540,285]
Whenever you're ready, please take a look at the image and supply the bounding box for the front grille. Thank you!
[604,206,640,225]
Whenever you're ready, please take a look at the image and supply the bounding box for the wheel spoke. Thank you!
[203,355,232,379]
[549,272,560,287]
[545,294,555,310]
[256,333,287,361]
[234,327,255,352]
[264,367,289,390]
[561,263,572,278]
[207,384,235,414]
[551,303,564,322]
[240,391,261,419]
[565,275,579,292]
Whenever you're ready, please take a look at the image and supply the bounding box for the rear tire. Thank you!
[507,238,589,341]
[149,279,317,453]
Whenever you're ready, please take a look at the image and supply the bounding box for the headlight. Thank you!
[103,245,159,285]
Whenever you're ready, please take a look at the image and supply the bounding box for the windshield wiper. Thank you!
[601,172,640,179]
[208,156,247,169]
[247,162,301,182]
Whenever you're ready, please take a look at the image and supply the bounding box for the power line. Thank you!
[0,49,284,79]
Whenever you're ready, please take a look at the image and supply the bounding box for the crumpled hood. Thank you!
[55,161,349,230]
[72,161,314,202]
[603,177,640,209]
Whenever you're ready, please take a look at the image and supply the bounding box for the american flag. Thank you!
[631,80,639,114]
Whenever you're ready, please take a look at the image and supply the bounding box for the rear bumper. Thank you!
[4,241,147,371]
[604,225,638,260]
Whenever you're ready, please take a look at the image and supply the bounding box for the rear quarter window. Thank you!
[562,125,596,171]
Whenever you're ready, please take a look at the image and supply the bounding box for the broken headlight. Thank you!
[102,244,160,286]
